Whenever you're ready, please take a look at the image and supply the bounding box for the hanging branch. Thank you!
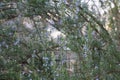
[78,6,112,42]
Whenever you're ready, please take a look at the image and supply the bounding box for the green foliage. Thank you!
[0,0,120,80]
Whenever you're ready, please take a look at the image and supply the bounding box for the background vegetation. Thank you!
[0,0,120,80]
